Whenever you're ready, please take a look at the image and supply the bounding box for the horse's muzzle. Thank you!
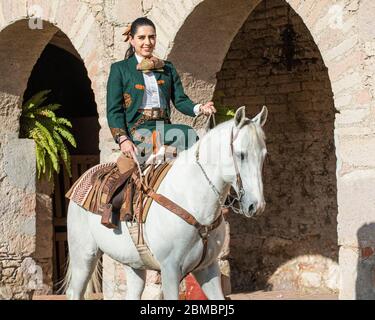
[244,201,266,218]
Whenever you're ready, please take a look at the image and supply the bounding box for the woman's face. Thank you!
[130,25,156,58]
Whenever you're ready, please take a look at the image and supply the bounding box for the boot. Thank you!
[100,153,136,228]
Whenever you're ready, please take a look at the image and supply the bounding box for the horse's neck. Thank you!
[164,130,229,226]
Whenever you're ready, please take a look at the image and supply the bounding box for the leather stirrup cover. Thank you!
[101,204,118,229]
[120,182,134,219]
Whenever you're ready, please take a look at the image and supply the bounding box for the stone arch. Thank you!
[0,1,107,298]
[0,0,108,118]
[149,0,370,297]
[149,0,260,105]
[151,0,363,113]
[214,0,338,293]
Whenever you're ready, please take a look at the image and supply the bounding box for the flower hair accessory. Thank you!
[122,23,132,42]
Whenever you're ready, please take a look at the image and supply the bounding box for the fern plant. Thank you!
[20,90,77,180]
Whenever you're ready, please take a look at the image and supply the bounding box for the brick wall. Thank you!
[214,0,338,293]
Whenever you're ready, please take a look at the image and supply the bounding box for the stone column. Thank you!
[0,136,52,299]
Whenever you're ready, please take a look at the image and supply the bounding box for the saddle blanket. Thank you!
[65,160,172,220]
[65,162,117,212]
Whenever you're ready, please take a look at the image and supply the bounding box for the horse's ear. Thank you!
[252,105,268,127]
[234,106,246,128]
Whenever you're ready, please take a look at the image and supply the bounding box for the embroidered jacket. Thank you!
[106,54,197,142]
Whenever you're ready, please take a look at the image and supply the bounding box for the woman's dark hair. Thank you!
[124,17,156,59]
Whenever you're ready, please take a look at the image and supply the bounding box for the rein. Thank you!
[195,115,245,215]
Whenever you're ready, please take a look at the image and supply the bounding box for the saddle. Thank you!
[66,149,175,229]
[101,159,173,228]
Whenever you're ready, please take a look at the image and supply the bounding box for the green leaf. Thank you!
[41,103,61,112]
[35,141,46,178]
[35,109,57,120]
[23,90,51,111]
[32,127,59,174]
[20,90,77,180]
[53,131,72,177]
[56,117,72,128]
[55,126,77,148]
[35,121,57,154]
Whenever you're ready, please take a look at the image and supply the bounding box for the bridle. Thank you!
[230,125,245,202]
[195,116,246,215]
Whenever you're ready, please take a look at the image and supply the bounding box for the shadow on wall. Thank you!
[356,223,375,299]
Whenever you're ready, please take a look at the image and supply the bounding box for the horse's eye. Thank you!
[238,152,246,161]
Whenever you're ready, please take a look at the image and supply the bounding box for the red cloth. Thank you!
[185,274,208,300]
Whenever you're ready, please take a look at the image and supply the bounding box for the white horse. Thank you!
[65,106,268,300]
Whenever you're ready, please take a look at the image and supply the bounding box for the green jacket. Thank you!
[106,54,197,142]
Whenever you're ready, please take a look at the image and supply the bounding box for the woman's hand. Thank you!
[200,101,217,115]
[119,136,138,160]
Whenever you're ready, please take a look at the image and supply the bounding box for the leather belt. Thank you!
[138,108,167,120]
[131,108,170,136]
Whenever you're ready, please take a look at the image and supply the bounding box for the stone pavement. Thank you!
[32,290,338,300]
[228,290,338,300]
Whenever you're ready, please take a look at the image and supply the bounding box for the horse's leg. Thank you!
[160,264,181,300]
[192,261,225,300]
[66,202,100,300]
[125,266,146,300]
[67,250,101,300]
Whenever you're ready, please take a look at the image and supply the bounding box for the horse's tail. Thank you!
[58,255,102,300]
[57,256,71,296]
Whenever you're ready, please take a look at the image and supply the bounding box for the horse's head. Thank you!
[222,106,268,218]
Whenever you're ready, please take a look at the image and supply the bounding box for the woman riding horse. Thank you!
[107,17,216,165]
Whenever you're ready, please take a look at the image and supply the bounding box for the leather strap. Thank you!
[120,181,134,221]
[142,163,173,222]
[146,188,223,272]
[146,189,202,228]
[131,172,223,272]
[230,127,244,199]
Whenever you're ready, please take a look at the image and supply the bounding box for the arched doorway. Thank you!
[160,0,338,295]
[0,17,102,298]
[22,33,100,292]
[213,0,337,293]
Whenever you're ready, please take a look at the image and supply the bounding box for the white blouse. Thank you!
[135,53,200,114]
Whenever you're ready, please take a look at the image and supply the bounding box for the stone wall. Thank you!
[334,0,375,300]
[1,0,375,300]
[214,0,338,293]
[0,19,58,298]
[0,0,108,299]
[156,0,375,298]
[0,137,54,299]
